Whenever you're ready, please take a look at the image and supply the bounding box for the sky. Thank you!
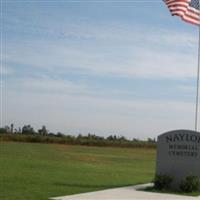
[1,0,200,139]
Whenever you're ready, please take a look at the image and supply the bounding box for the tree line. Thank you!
[0,124,156,148]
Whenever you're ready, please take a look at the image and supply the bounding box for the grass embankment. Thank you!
[0,142,156,200]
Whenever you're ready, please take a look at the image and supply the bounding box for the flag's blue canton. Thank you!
[189,0,200,10]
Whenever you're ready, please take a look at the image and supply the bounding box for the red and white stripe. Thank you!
[164,0,200,26]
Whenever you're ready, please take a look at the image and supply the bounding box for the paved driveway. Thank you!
[51,183,200,200]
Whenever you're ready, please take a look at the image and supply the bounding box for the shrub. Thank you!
[154,174,173,190]
[0,133,157,148]
[180,176,200,193]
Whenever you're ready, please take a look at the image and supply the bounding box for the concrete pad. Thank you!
[51,183,200,200]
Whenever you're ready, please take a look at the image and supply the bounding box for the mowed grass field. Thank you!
[0,142,156,200]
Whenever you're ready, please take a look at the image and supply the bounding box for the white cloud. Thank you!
[73,24,197,50]
[4,84,196,139]
[6,77,89,95]
[4,16,199,138]
[4,22,198,80]
[0,65,14,75]
[176,85,196,93]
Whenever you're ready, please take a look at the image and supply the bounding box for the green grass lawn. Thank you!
[0,142,156,200]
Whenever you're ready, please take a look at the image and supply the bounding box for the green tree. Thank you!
[10,124,14,133]
[0,128,7,134]
[38,125,48,136]
[22,125,35,134]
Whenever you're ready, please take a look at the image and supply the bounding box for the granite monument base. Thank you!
[156,129,200,189]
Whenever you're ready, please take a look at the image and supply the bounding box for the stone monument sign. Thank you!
[156,129,200,187]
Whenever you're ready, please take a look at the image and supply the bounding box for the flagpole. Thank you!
[195,22,200,131]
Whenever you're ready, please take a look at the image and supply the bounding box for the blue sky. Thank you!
[2,0,200,139]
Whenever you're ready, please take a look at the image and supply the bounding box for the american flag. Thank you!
[163,0,200,26]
